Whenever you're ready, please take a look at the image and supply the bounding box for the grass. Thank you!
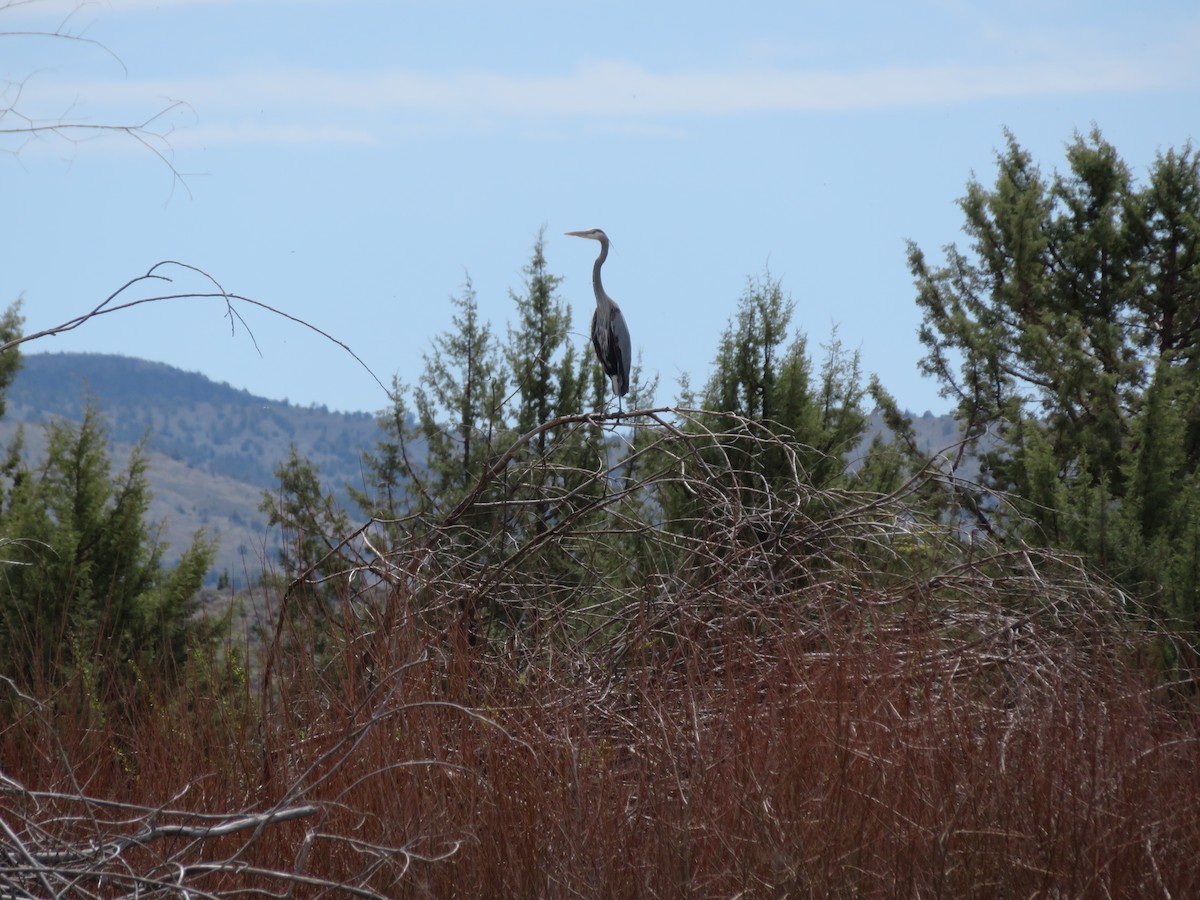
[2,411,1199,897]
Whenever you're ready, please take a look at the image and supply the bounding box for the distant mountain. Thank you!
[1,352,386,587]
[865,407,974,464]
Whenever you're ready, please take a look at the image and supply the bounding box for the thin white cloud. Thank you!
[66,52,1196,117]
[12,47,1197,148]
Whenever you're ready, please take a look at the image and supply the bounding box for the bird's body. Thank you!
[565,228,631,402]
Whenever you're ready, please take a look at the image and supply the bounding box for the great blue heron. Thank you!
[565,228,631,407]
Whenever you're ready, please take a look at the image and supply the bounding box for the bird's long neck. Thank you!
[592,238,609,306]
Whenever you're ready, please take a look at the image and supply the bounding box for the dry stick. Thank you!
[0,804,319,898]
[432,406,674,540]
[0,260,391,399]
[3,31,194,194]
[7,806,320,866]
[1,24,130,75]
[0,813,56,900]
[313,831,463,882]
[1,102,195,193]
[180,862,392,900]
[131,804,317,845]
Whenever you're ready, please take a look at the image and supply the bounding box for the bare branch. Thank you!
[0,259,391,398]
[2,2,194,193]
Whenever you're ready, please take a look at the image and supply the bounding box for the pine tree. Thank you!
[507,228,579,449]
[351,379,420,531]
[259,445,349,583]
[503,229,586,541]
[352,279,510,560]
[698,271,872,489]
[911,129,1200,634]
[415,276,508,504]
[0,403,215,698]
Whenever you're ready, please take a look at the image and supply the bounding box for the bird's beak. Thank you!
[564,231,586,238]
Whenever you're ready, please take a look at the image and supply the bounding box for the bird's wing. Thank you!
[591,306,606,365]
[609,305,631,397]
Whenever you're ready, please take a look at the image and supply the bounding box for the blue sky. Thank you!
[4,0,1199,417]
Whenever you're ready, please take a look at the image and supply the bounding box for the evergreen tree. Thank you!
[350,379,420,543]
[0,302,22,423]
[260,445,349,583]
[507,228,579,450]
[698,272,873,488]
[414,276,508,505]
[503,229,591,542]
[352,278,510,555]
[911,130,1200,632]
[0,402,215,698]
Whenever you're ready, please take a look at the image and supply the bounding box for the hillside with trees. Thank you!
[0,351,383,584]
[5,351,380,493]
[2,135,1199,897]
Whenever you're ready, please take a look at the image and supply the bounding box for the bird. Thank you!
[565,228,632,408]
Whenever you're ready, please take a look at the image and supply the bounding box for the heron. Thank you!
[565,228,631,410]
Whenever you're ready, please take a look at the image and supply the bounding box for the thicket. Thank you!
[2,133,1200,897]
[5,405,1198,896]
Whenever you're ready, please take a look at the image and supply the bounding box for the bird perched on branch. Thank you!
[565,228,632,408]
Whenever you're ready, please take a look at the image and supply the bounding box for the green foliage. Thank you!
[912,129,1200,635]
[0,302,22,421]
[352,292,510,550]
[351,380,417,529]
[277,242,916,653]
[415,276,508,503]
[350,278,514,577]
[506,227,580,446]
[259,445,349,584]
[0,399,215,698]
[696,271,875,489]
[353,233,586,529]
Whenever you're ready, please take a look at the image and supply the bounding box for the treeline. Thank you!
[259,228,917,642]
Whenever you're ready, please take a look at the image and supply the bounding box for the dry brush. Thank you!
[2,410,1198,897]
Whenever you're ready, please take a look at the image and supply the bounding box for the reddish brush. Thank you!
[3,413,1198,897]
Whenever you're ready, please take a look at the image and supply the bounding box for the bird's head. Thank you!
[565,228,608,244]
